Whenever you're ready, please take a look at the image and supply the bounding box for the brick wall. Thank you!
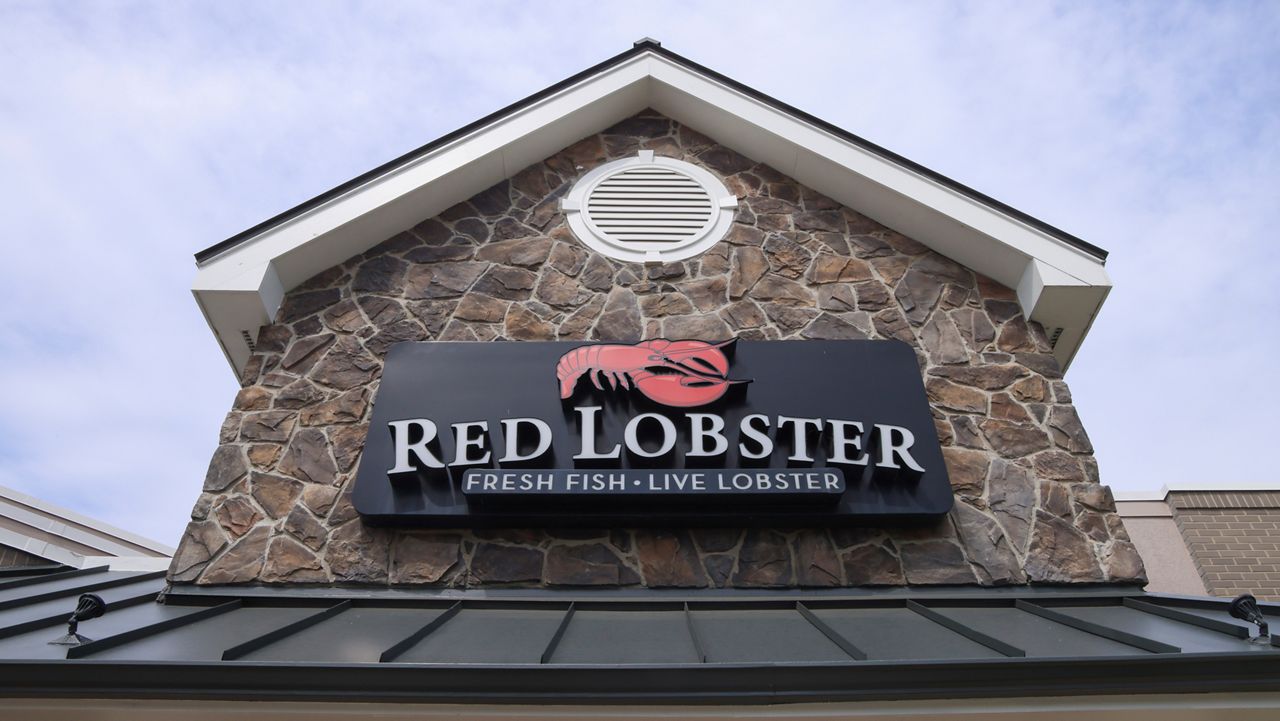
[1170,491,1280,599]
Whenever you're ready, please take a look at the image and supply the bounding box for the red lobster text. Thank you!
[556,339,749,408]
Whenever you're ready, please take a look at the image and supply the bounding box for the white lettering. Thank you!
[391,409,932,475]
[573,406,621,460]
[498,418,553,463]
[450,421,491,466]
[738,414,773,459]
[827,420,869,465]
[875,424,926,472]
[687,413,728,457]
[566,472,625,491]
[624,413,677,458]
[777,416,823,462]
[387,419,445,473]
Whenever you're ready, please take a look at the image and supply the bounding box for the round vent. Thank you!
[561,150,737,264]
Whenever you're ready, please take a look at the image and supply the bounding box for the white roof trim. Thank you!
[0,484,175,561]
[193,45,1110,375]
[1115,482,1280,502]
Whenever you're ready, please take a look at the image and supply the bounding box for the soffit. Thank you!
[192,41,1111,376]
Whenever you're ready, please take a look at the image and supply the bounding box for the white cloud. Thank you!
[0,1,1276,543]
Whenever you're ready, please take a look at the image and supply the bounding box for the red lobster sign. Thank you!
[556,339,750,408]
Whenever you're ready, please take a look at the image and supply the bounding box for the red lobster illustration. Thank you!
[556,339,749,408]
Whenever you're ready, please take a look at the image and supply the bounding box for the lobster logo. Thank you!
[556,339,750,408]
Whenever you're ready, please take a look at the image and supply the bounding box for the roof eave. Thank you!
[193,42,1110,376]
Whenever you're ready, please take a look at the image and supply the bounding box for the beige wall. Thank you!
[7,694,1280,721]
[1115,500,1205,596]
[1119,488,1280,600]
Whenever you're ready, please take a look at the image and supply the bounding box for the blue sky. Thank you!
[1,1,1277,545]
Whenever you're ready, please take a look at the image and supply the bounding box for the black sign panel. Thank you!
[352,340,953,526]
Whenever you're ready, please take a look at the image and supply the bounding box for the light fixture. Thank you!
[1228,593,1270,642]
[48,593,106,646]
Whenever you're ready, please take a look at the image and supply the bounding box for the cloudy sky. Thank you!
[1,2,1277,545]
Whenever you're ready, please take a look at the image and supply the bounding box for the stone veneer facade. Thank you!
[169,111,1145,589]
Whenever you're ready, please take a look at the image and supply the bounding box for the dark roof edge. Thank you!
[163,582,1148,604]
[3,654,1277,705]
[0,564,68,579]
[194,39,1108,265]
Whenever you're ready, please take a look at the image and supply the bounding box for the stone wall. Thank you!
[169,111,1145,588]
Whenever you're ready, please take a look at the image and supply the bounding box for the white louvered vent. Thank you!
[562,151,737,264]
[586,167,715,244]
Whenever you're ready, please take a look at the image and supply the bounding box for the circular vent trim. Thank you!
[561,151,738,264]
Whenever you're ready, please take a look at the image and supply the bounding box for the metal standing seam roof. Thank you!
[1,566,1279,704]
